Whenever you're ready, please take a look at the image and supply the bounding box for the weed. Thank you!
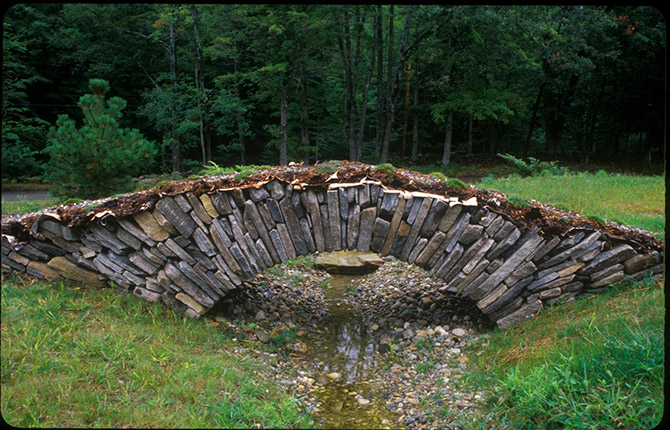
[1,198,62,215]
[199,161,236,176]
[506,195,530,208]
[444,178,466,189]
[375,163,396,179]
[460,277,664,429]
[235,170,255,180]
[497,153,572,177]
[315,161,341,175]
[479,172,664,233]
[0,276,312,428]
[416,359,437,373]
[585,213,607,226]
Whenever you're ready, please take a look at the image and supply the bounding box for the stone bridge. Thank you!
[1,162,664,329]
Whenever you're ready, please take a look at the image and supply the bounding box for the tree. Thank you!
[43,79,156,198]
[2,8,50,178]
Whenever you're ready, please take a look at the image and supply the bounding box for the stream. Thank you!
[306,273,397,429]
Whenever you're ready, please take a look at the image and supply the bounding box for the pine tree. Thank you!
[43,79,156,199]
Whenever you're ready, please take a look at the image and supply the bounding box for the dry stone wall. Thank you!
[2,179,664,329]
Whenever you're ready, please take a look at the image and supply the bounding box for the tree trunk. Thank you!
[467,111,473,156]
[189,5,208,166]
[400,58,411,161]
[523,82,545,157]
[379,6,414,163]
[441,111,453,165]
[232,41,246,165]
[168,6,180,172]
[411,82,419,161]
[297,17,312,164]
[487,118,498,155]
[356,10,378,162]
[375,5,384,158]
[543,72,579,155]
[299,70,311,164]
[280,84,288,165]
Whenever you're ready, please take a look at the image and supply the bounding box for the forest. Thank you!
[2,4,666,180]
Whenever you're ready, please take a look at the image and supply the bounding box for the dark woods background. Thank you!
[3,4,665,177]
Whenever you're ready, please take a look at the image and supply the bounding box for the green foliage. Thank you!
[506,195,530,207]
[375,163,396,179]
[444,178,466,189]
[234,169,255,179]
[498,153,572,177]
[43,79,156,199]
[315,160,342,175]
[199,161,237,176]
[2,5,666,171]
[1,139,42,179]
[429,171,466,189]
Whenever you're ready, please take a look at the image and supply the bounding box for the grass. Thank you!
[1,197,63,215]
[457,277,664,429]
[479,171,665,235]
[0,275,312,428]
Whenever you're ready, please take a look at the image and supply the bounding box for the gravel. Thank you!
[211,256,494,429]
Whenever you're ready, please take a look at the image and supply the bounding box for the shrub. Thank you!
[507,195,530,207]
[43,79,156,199]
[498,153,572,177]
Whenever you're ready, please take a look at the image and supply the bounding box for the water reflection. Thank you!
[307,274,397,429]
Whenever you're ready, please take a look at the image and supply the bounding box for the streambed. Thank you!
[215,254,492,429]
[306,274,397,428]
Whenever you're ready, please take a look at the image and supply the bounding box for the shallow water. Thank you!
[307,274,398,429]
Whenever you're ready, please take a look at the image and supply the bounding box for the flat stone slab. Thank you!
[314,251,385,275]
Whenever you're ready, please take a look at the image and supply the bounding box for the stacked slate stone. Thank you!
[1,179,664,328]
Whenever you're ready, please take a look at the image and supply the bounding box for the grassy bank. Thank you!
[478,171,665,235]
[0,276,312,428]
[453,277,664,429]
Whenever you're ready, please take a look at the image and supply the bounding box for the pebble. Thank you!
[210,257,492,429]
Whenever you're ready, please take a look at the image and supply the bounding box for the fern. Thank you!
[200,161,236,176]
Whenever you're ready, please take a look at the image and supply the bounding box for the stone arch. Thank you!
[1,163,664,329]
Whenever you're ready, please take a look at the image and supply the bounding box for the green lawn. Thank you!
[478,171,665,235]
[0,276,312,428]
